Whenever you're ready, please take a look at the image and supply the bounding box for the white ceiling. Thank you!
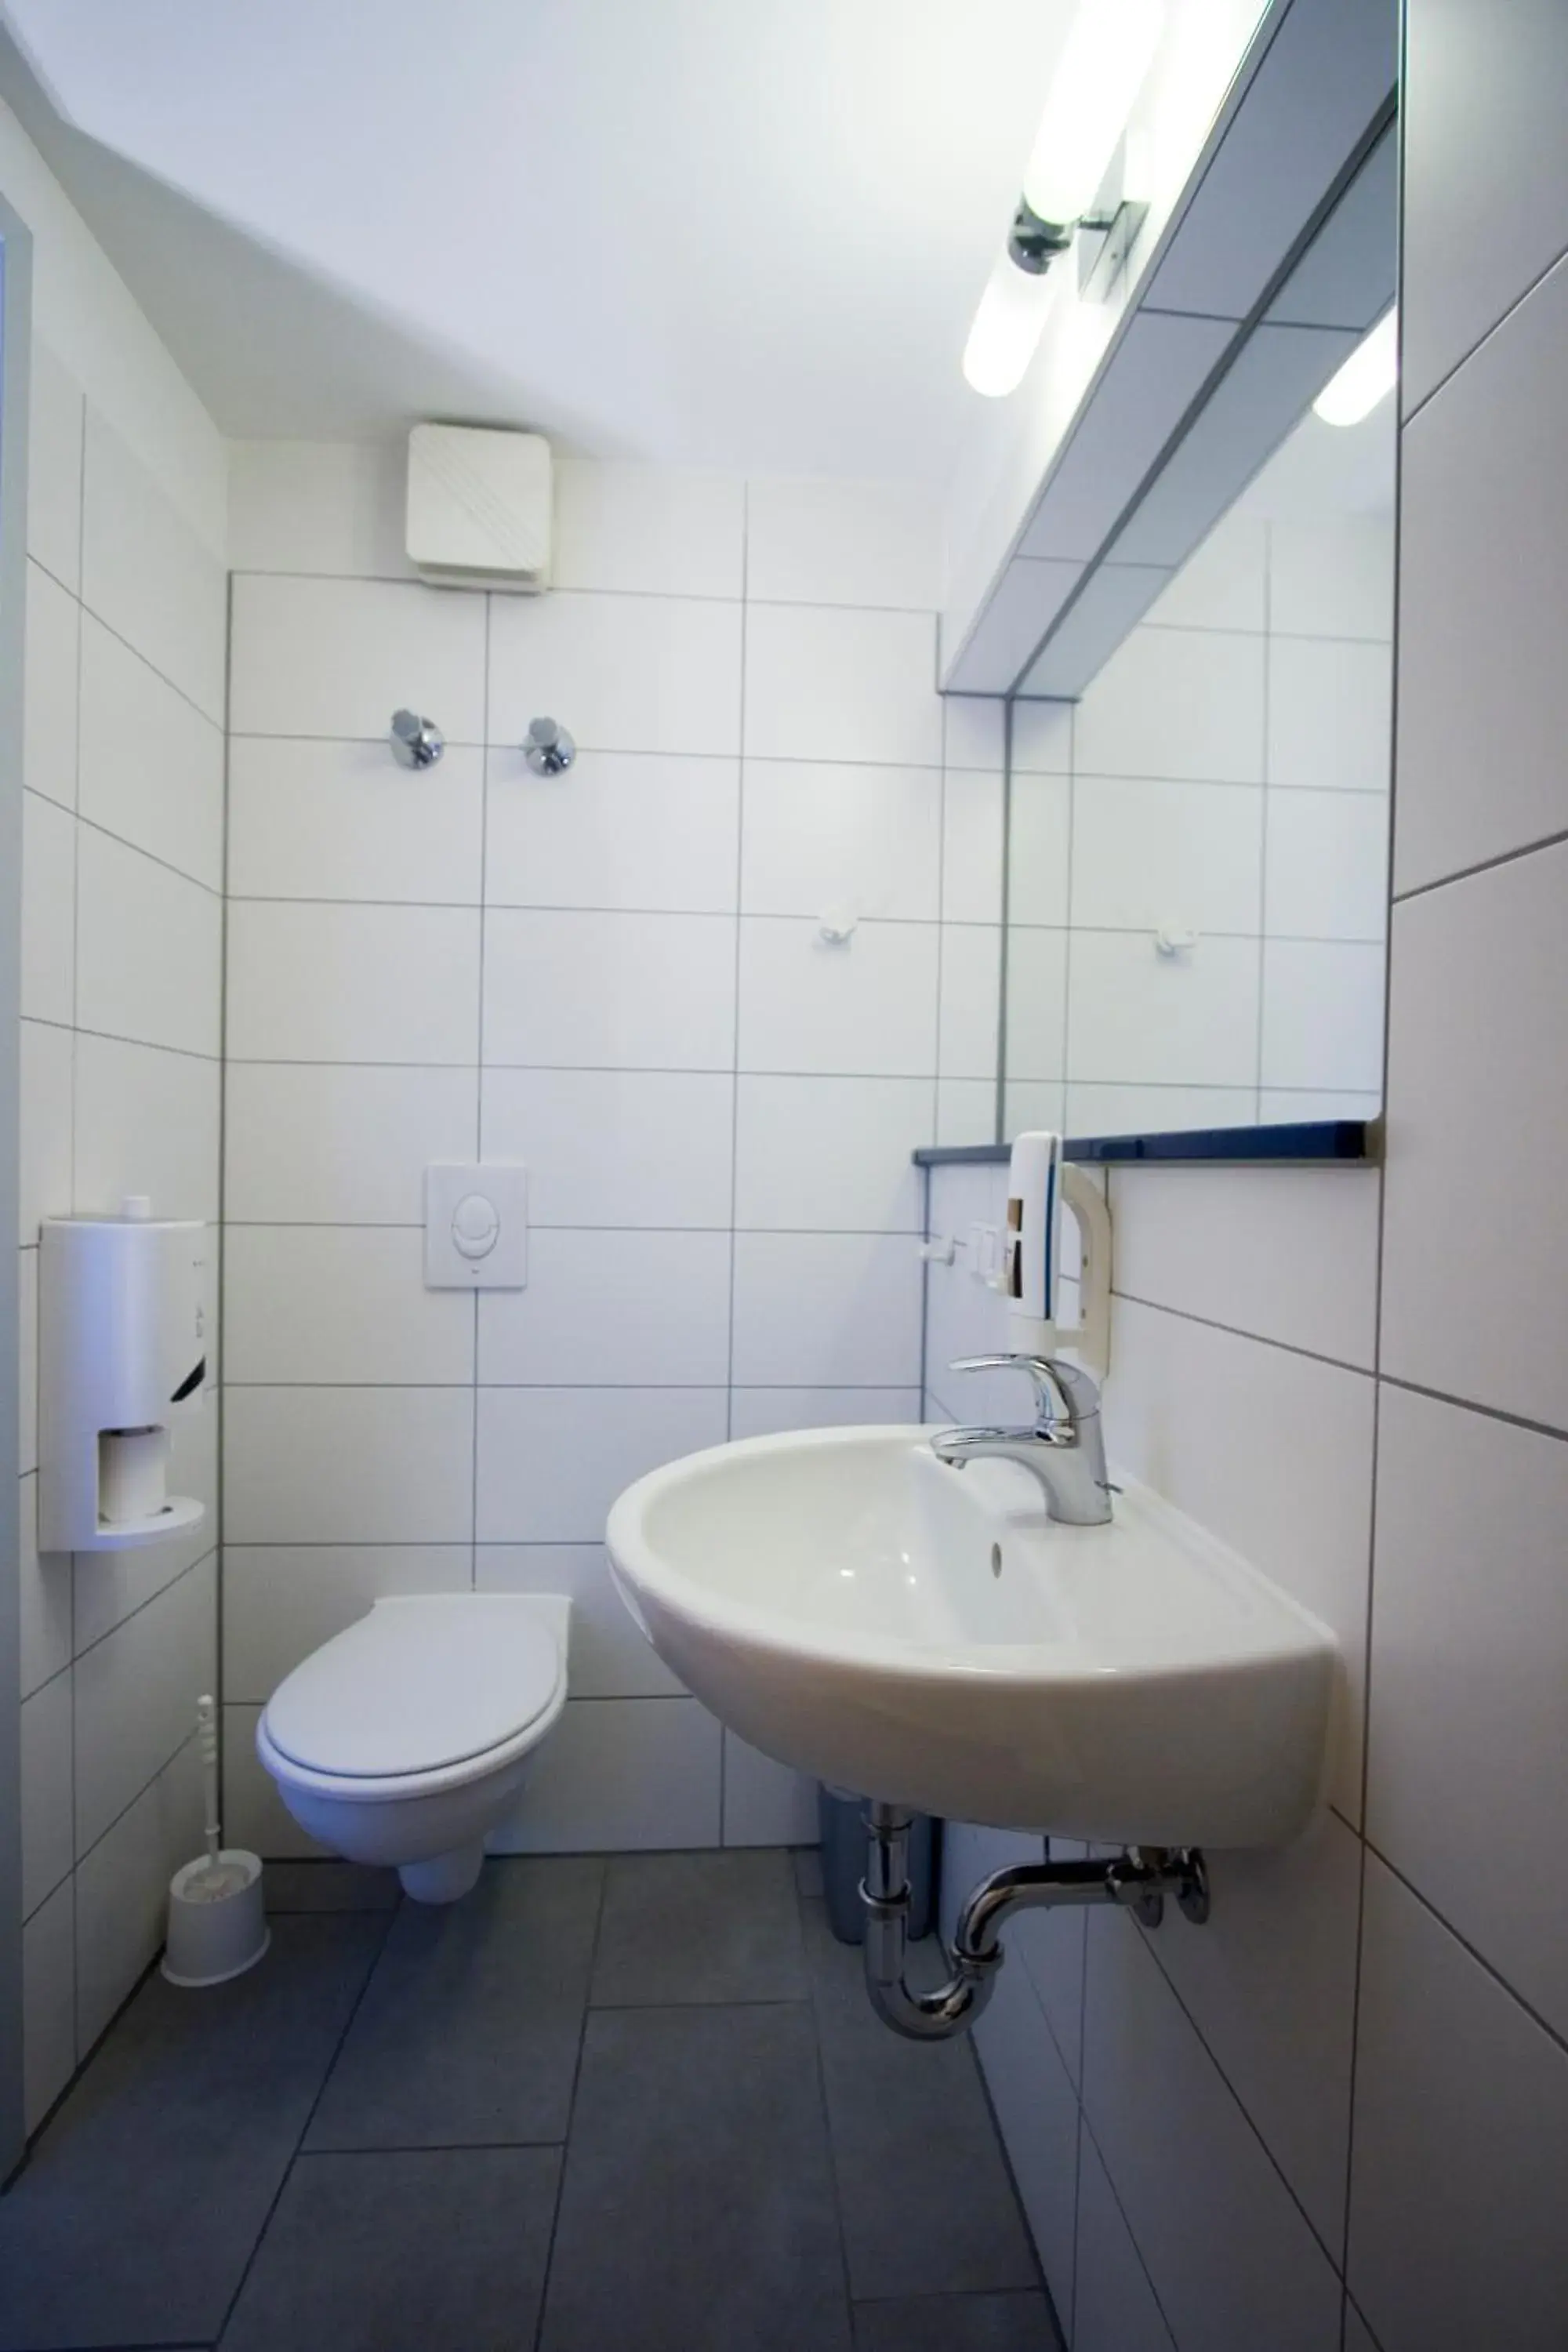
[0,0,1073,480]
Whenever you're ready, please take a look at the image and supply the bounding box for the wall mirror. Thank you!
[1002,394,1394,1140]
[987,49,1397,1146]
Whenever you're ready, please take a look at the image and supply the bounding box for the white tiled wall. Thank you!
[924,1155,1377,2347]
[16,335,225,2135]
[924,15,1568,2339]
[1009,498,1392,1135]
[221,448,979,1859]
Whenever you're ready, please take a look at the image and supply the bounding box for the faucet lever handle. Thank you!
[949,1352,1047,1372]
[948,1352,1100,1428]
[949,1352,1068,1428]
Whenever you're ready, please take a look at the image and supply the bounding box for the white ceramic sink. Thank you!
[608,1426,1338,1848]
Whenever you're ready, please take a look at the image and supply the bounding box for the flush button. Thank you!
[425,1163,527,1289]
[452,1193,499,1258]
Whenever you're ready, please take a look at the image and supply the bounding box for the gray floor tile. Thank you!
[305,1856,602,2150]
[589,1848,807,2005]
[263,1860,401,1912]
[793,1844,826,1900]
[540,2002,852,2352]
[803,1900,1039,2301]
[220,2148,560,2352]
[0,1916,388,2350]
[855,2289,1060,2350]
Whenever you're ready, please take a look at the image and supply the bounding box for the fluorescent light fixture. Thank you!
[962,251,1059,398]
[962,0,1162,398]
[1022,0,1166,230]
[1313,307,1399,426]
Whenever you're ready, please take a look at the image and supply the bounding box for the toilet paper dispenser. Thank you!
[38,1198,208,1552]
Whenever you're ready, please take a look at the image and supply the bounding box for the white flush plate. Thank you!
[425,1163,528,1289]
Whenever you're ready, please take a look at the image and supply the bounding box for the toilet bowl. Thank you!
[256,1593,569,1902]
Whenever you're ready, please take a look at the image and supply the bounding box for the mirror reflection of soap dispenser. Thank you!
[38,1197,208,1552]
[1004,1131,1112,1380]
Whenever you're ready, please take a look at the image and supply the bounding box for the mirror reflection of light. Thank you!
[1313,307,1398,426]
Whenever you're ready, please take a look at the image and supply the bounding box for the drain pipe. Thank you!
[860,1802,1210,2042]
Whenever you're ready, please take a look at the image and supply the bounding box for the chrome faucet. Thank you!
[931,1354,1113,1526]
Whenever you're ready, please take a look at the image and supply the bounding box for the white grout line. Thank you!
[62,802,224,900]
[470,593,492,1595]
[1390,822,1568,907]
[229,566,943,620]
[1399,226,1568,434]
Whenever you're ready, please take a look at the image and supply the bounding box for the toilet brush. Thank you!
[161,1695,270,1987]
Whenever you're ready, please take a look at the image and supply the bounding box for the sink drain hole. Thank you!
[990,1543,1003,1577]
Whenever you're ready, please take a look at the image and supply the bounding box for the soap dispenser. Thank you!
[1002,1131,1111,1378]
[38,1197,208,1552]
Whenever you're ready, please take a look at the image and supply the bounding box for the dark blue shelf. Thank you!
[913,1119,1375,1171]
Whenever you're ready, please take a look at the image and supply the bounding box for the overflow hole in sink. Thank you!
[990,1543,1003,1577]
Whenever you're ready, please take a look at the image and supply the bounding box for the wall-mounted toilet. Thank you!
[256,1593,568,1902]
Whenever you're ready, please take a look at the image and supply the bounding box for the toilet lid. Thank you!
[263,1598,563,1779]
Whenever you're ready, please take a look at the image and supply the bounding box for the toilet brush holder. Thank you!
[160,1694,270,1988]
[162,1851,270,1987]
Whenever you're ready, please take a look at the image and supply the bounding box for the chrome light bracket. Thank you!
[1076,132,1149,302]
[1078,196,1150,301]
[1007,198,1073,277]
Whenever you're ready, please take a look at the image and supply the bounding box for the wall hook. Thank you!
[819,905,858,945]
[1154,924,1198,959]
[390,710,445,770]
[524,717,576,776]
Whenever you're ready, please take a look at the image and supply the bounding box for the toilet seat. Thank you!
[259,1595,567,1803]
